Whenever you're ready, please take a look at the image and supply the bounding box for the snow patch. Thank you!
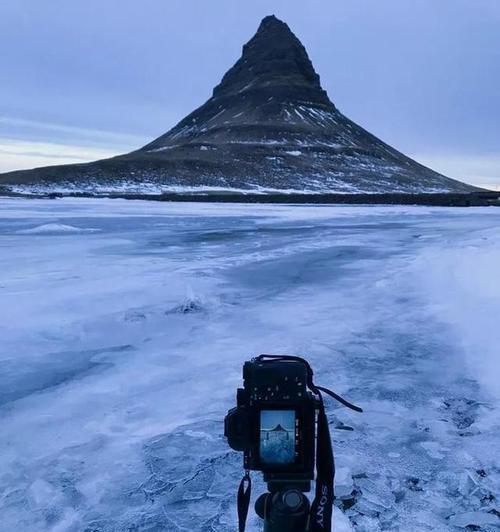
[412,227,500,400]
[147,144,178,152]
[448,511,499,528]
[16,223,100,234]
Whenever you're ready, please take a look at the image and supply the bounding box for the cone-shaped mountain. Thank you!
[0,15,477,194]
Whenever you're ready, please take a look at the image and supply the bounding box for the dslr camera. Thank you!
[225,356,316,491]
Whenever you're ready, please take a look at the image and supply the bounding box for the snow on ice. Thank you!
[0,198,499,531]
[16,223,101,234]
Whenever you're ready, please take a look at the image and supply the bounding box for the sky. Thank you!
[0,0,499,189]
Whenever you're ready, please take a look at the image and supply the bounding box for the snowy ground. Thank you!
[0,198,499,532]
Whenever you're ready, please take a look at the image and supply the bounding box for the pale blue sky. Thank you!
[0,0,498,188]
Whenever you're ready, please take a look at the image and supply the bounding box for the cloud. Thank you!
[0,116,152,173]
[0,116,146,148]
[0,138,122,173]
[412,153,500,190]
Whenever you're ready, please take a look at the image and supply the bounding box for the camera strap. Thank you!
[235,354,362,532]
[310,388,335,532]
[237,470,251,532]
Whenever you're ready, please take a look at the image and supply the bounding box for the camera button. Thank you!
[282,489,303,510]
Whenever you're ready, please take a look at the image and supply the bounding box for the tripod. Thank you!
[255,485,310,532]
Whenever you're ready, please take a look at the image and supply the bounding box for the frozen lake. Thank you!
[0,198,499,531]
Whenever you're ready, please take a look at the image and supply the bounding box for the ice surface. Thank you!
[0,198,499,531]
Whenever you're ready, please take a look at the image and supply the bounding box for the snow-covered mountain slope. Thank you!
[0,198,498,531]
[0,16,480,195]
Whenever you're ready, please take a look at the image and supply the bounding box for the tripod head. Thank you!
[255,488,310,532]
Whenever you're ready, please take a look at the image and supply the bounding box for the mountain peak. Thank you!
[259,14,285,27]
[257,14,290,33]
[212,15,329,104]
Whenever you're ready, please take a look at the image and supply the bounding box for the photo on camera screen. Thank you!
[259,410,296,464]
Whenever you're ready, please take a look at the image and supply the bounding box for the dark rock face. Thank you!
[0,15,479,194]
[211,16,329,104]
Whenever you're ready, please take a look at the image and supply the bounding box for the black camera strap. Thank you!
[237,470,251,532]
[310,388,335,532]
[237,354,362,532]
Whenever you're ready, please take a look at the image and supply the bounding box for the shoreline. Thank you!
[1,189,499,207]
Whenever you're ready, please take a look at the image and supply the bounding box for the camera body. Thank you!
[225,358,317,489]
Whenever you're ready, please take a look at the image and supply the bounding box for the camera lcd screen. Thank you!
[259,410,296,464]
